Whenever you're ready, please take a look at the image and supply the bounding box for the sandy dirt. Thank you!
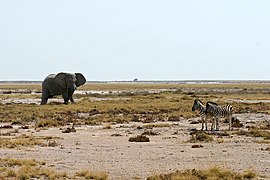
[1,113,270,179]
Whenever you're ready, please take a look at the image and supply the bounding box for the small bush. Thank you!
[129,135,150,142]
[188,131,213,143]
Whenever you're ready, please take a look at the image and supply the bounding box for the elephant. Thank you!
[41,72,86,105]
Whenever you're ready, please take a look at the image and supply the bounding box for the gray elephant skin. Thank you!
[41,72,86,105]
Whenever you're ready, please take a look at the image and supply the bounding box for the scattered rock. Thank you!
[111,133,122,137]
[191,144,204,148]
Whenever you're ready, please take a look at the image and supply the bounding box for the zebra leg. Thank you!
[211,117,215,131]
[228,115,232,131]
[201,117,204,130]
[205,116,208,131]
[216,117,220,131]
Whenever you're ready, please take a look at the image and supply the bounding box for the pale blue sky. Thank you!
[0,1,270,81]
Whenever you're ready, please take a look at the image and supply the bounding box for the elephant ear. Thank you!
[55,72,67,88]
[75,73,86,87]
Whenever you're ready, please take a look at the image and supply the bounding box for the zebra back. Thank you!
[206,101,233,118]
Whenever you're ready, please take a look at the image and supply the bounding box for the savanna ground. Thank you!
[0,82,270,179]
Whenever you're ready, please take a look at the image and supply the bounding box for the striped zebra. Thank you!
[205,101,233,131]
[191,99,213,131]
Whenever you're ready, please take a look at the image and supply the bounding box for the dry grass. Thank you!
[143,123,172,129]
[0,134,60,149]
[147,166,257,180]
[0,158,108,179]
[75,170,108,180]
[1,83,270,127]
[0,158,67,180]
[235,129,270,139]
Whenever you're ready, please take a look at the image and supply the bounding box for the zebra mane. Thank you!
[206,101,219,106]
[195,98,204,104]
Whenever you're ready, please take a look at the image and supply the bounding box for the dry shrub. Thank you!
[36,119,59,128]
[188,131,213,143]
[48,140,59,147]
[129,135,150,142]
[147,167,257,180]
[232,117,243,128]
[62,126,76,133]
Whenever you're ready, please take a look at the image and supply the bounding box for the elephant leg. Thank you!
[41,93,49,105]
[41,97,48,105]
[70,96,75,103]
[62,93,69,104]
[68,90,75,103]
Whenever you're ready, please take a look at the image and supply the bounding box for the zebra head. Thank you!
[192,99,203,111]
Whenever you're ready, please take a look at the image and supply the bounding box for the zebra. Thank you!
[205,101,233,131]
[191,99,213,131]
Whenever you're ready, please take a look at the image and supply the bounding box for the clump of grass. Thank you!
[147,166,257,180]
[0,135,46,149]
[187,131,213,143]
[36,119,59,128]
[129,135,150,142]
[75,170,108,180]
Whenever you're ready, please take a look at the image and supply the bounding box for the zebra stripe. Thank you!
[205,101,233,131]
